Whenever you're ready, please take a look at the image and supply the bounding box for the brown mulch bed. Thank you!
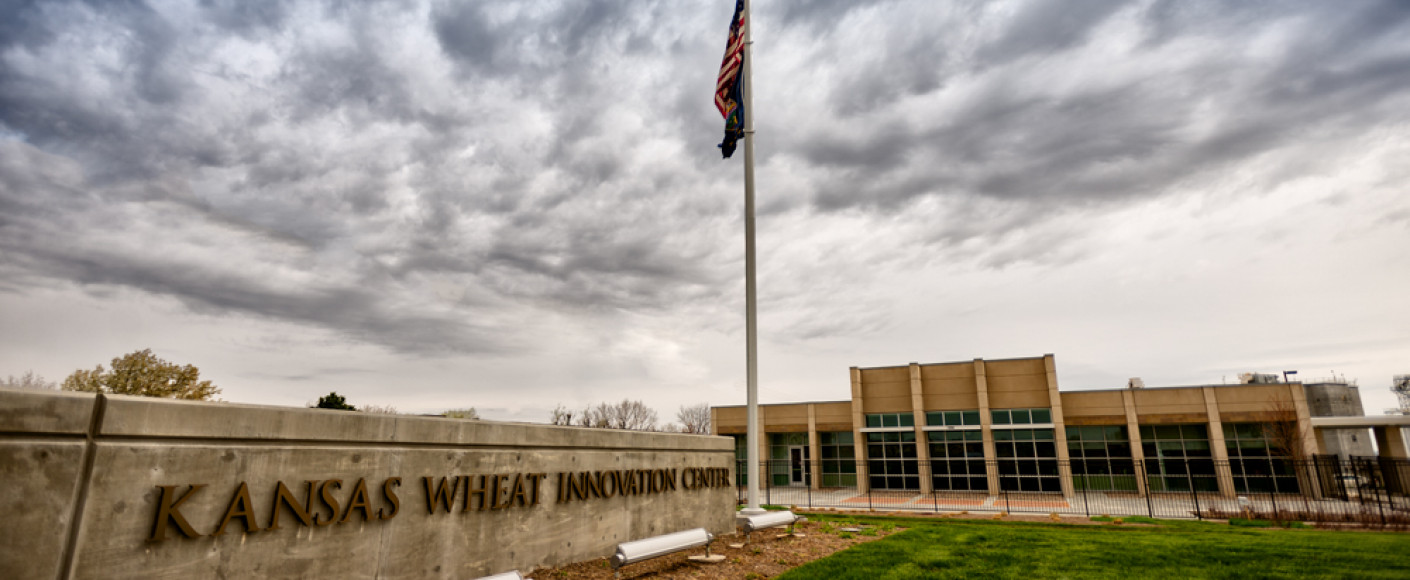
[527,510,1115,579]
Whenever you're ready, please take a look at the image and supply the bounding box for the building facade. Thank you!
[1303,381,1376,458]
[711,354,1372,498]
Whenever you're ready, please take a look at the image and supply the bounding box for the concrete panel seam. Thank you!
[58,393,106,580]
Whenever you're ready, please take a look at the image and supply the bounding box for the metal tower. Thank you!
[1394,375,1410,413]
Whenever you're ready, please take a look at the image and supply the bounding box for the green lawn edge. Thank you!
[776,513,1408,580]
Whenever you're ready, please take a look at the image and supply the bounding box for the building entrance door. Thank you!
[789,446,810,486]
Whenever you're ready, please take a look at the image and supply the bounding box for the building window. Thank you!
[925,410,981,427]
[993,428,1061,492]
[819,431,857,487]
[1223,423,1299,493]
[865,413,915,428]
[1066,426,1137,491]
[927,431,986,491]
[1140,424,1218,492]
[991,408,1052,426]
[768,433,809,486]
[866,431,919,490]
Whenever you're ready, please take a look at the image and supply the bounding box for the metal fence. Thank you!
[735,455,1410,528]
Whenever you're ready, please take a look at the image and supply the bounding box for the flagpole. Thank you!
[741,0,764,516]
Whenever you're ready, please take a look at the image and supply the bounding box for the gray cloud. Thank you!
[0,0,1405,406]
[783,0,1410,226]
[976,0,1126,67]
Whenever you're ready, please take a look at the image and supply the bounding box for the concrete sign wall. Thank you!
[0,390,735,579]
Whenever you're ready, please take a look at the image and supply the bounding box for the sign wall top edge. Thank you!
[0,387,97,435]
[0,392,735,451]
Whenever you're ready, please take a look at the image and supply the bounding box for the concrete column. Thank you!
[911,363,933,494]
[1288,383,1320,458]
[1287,383,1323,499]
[1375,426,1409,458]
[849,367,868,493]
[975,359,999,496]
[1374,426,1409,496]
[1202,387,1236,498]
[807,404,821,490]
[1044,354,1074,497]
[1121,390,1150,496]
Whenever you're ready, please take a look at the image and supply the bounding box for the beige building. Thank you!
[713,355,1406,498]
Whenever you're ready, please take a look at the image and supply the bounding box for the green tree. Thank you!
[61,349,219,400]
[314,391,356,411]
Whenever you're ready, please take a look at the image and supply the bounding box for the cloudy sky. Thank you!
[2,0,1408,423]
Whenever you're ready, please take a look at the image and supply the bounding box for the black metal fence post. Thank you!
[1143,461,1155,518]
[807,460,813,509]
[1184,465,1198,520]
[1375,468,1388,527]
[1191,477,1202,521]
[1081,461,1090,518]
[1269,488,1279,522]
[737,459,745,505]
[764,461,772,506]
[930,460,939,514]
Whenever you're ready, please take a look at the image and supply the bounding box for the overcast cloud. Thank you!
[2,0,1407,421]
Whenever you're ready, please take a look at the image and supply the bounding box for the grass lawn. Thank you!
[777,516,1409,579]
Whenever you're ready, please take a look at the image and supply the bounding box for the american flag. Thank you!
[716,0,746,158]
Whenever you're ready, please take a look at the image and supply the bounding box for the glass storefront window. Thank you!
[1066,425,1137,491]
[1223,423,1299,493]
[768,433,809,487]
[994,428,1060,492]
[927,430,986,491]
[819,431,857,487]
[866,431,918,490]
[1139,424,1217,492]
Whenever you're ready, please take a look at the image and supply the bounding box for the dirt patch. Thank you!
[528,520,891,580]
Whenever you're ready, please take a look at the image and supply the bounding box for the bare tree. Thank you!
[1,370,58,390]
[549,404,575,426]
[577,405,608,428]
[361,404,399,414]
[1261,396,1306,460]
[1261,392,1317,510]
[676,402,712,434]
[579,399,658,431]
